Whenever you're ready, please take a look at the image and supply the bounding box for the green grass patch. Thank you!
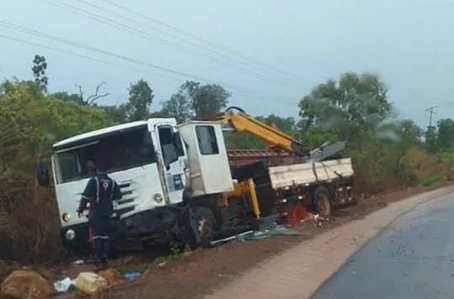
[421,173,446,187]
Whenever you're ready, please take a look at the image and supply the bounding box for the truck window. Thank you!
[57,152,79,182]
[158,126,184,157]
[54,126,157,184]
[196,125,219,155]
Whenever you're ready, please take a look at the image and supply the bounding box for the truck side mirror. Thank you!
[35,161,50,187]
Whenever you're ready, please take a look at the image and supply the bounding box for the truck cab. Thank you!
[45,118,233,253]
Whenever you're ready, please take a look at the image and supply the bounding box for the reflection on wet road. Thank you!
[312,194,454,299]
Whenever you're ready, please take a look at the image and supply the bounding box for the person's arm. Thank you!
[77,178,96,217]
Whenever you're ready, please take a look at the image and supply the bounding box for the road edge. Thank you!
[310,185,454,298]
[205,186,454,299]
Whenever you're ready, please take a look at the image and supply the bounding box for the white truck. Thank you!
[36,109,354,254]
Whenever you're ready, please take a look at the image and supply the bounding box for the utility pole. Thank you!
[425,105,438,127]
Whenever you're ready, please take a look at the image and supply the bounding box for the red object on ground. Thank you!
[285,204,309,227]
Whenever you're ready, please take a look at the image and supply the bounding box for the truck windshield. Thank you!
[55,126,156,184]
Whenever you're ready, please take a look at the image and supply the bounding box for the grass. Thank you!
[421,173,446,187]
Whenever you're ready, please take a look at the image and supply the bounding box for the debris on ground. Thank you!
[242,231,271,241]
[97,268,123,286]
[302,212,330,227]
[210,224,303,246]
[61,264,98,281]
[210,230,255,246]
[1,270,51,299]
[71,260,85,266]
[54,277,75,293]
[157,261,167,268]
[74,272,108,296]
[269,225,301,236]
[124,272,141,281]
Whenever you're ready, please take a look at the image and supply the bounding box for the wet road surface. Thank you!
[312,193,454,299]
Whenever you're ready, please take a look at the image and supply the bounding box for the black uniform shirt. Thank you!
[81,173,122,218]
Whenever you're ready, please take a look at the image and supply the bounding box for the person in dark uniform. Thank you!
[86,158,97,176]
[76,159,122,265]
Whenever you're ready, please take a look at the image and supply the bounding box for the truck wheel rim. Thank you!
[318,193,330,217]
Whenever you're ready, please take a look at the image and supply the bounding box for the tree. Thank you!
[397,119,423,145]
[224,114,296,149]
[159,81,230,121]
[256,114,296,135]
[159,93,191,123]
[32,55,48,92]
[436,118,454,150]
[75,82,110,106]
[51,92,81,104]
[424,126,437,153]
[103,105,128,124]
[125,79,153,121]
[298,72,392,142]
[185,81,230,119]
[0,79,112,158]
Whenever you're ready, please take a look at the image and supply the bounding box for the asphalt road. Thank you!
[312,193,454,299]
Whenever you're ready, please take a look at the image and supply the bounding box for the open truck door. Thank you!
[148,119,188,205]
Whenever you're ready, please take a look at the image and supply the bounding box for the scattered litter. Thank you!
[269,225,301,236]
[242,231,271,241]
[124,272,141,281]
[210,225,302,246]
[210,230,254,246]
[75,272,108,295]
[71,260,85,266]
[158,261,167,268]
[54,277,75,293]
[98,268,121,286]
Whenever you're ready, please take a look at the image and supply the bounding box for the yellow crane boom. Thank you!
[215,106,308,156]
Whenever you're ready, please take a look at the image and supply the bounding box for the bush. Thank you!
[421,173,446,187]
[0,126,62,263]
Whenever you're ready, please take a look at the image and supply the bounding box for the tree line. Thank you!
[0,54,453,264]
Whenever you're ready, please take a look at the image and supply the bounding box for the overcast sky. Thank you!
[1,0,453,126]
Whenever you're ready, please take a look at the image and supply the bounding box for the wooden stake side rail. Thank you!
[227,149,303,168]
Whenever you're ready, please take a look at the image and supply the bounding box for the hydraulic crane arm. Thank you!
[215,106,308,156]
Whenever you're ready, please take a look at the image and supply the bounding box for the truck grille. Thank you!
[114,181,136,218]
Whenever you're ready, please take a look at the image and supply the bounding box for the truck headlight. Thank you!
[65,229,75,241]
[62,213,71,223]
[153,193,163,203]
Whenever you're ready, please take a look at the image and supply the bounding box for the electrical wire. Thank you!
[40,0,304,89]
[99,0,306,83]
[0,21,299,106]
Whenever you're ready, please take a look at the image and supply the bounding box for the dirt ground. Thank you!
[50,185,435,299]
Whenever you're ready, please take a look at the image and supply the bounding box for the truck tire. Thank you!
[312,186,332,218]
[188,206,216,249]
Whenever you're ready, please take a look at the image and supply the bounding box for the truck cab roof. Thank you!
[53,120,149,151]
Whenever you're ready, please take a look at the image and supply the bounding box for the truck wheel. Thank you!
[313,186,332,218]
[188,206,216,249]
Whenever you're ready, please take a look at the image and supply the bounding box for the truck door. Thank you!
[154,123,188,204]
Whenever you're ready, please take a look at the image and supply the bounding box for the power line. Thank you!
[425,105,438,127]
[40,0,303,89]
[0,33,170,78]
[0,21,298,105]
[99,0,305,84]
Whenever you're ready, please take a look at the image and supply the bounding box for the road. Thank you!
[206,187,453,299]
[312,191,454,299]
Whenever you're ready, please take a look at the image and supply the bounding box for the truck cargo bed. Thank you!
[268,158,354,189]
